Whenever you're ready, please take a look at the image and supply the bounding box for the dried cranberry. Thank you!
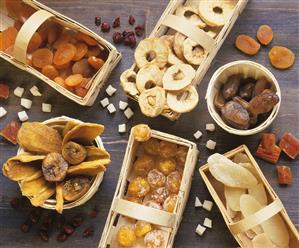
[71,214,84,228]
[63,223,75,235]
[113,17,120,28]
[39,230,49,242]
[29,210,40,224]
[124,34,137,48]
[83,227,94,237]
[135,25,144,37]
[20,220,31,233]
[10,197,20,209]
[56,215,65,231]
[112,32,123,44]
[95,16,101,26]
[128,15,135,25]
[57,232,68,242]
[122,30,134,38]
[101,22,110,32]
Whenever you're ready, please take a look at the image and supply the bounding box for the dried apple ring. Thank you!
[53,43,77,66]
[75,32,97,46]
[136,64,163,93]
[268,46,295,69]
[134,38,168,69]
[160,35,184,65]
[175,4,206,28]
[138,87,166,117]
[88,56,104,70]
[65,74,83,87]
[183,38,206,65]
[73,42,88,61]
[42,65,59,79]
[27,32,42,53]
[163,64,195,91]
[32,48,53,69]
[120,69,139,96]
[173,32,187,61]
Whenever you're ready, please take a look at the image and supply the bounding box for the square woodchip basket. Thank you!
[199,145,299,248]
[0,0,121,106]
[99,129,199,248]
[123,0,248,121]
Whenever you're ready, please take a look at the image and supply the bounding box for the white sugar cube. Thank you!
[0,107,7,118]
[107,103,116,114]
[106,85,117,96]
[30,85,42,96]
[206,140,216,150]
[18,111,29,122]
[14,87,24,97]
[124,107,134,119]
[195,224,206,236]
[119,100,128,110]
[206,123,215,132]
[100,98,109,108]
[203,200,213,211]
[21,98,32,109]
[195,197,202,208]
[42,103,52,113]
[118,124,126,133]
[203,217,212,228]
[193,130,202,140]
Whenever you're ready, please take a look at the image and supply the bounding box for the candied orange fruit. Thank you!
[144,230,165,248]
[143,138,160,156]
[159,141,177,158]
[132,124,151,142]
[117,225,136,247]
[134,154,155,177]
[134,221,152,238]
[163,194,178,212]
[176,146,188,167]
[157,157,176,176]
[128,177,150,198]
[147,169,166,189]
[166,171,181,194]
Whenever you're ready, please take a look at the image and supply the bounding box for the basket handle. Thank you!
[13,9,54,64]
[229,198,284,234]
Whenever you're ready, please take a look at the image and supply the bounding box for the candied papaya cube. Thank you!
[0,121,21,144]
[279,133,299,159]
[277,166,292,185]
[256,133,281,164]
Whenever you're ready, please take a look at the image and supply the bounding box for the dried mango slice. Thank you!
[62,123,104,145]
[10,153,46,163]
[85,146,110,164]
[20,176,48,197]
[279,133,299,159]
[30,185,55,207]
[67,160,106,176]
[17,122,62,154]
[55,183,64,214]
[0,121,21,145]
[62,120,79,137]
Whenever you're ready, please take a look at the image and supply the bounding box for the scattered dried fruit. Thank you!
[20,220,31,233]
[95,16,101,26]
[57,232,68,242]
[0,121,20,144]
[113,17,120,28]
[256,133,281,164]
[112,32,123,44]
[277,166,292,185]
[71,214,84,227]
[235,34,261,55]
[135,25,144,37]
[256,25,273,45]
[39,230,49,242]
[268,46,295,70]
[83,227,94,237]
[128,15,135,25]
[124,33,136,48]
[279,133,299,159]
[101,22,110,32]
[0,83,10,99]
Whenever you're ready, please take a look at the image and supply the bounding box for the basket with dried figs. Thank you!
[120,0,248,120]
[2,117,111,213]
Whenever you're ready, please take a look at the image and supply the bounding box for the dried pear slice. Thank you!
[85,146,111,164]
[62,141,87,164]
[252,233,273,248]
[240,194,290,247]
[30,185,55,207]
[62,120,78,137]
[55,183,64,214]
[62,123,104,145]
[42,152,68,182]
[248,183,268,206]
[20,176,48,197]
[62,177,90,201]
[224,186,246,211]
[232,152,251,163]
[17,122,62,154]
[67,160,106,176]
[208,153,258,188]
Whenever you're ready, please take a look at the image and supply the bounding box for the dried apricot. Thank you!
[74,86,88,98]
[268,46,295,70]
[65,74,83,87]
[72,59,93,77]
[87,56,104,70]
[75,32,97,46]
[42,65,59,79]
[48,23,62,44]
[5,0,22,19]
[14,20,22,30]
[235,34,260,56]
[53,43,77,66]
[54,76,65,86]
[73,42,88,61]
[256,25,273,46]
[59,66,72,79]
[55,62,71,70]
[86,46,102,57]
[27,32,42,53]
[32,48,53,68]
[53,30,76,49]
[1,27,18,51]
[18,3,35,23]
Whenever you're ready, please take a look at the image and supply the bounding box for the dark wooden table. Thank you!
[0,0,298,247]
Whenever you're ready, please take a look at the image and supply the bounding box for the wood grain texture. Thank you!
[0,0,298,247]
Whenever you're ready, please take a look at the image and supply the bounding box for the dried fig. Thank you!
[222,75,241,100]
[62,141,87,165]
[253,77,270,97]
[239,82,254,100]
[62,177,90,201]
[214,91,226,111]
[248,89,279,115]
[42,152,68,182]
[235,35,260,55]
[257,25,273,46]
[268,46,295,69]
[221,101,250,130]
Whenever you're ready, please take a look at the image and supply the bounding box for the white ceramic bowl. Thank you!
[206,60,281,136]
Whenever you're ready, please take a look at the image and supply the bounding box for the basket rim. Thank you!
[206,60,281,136]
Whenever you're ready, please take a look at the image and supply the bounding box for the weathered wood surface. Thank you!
[0,0,298,247]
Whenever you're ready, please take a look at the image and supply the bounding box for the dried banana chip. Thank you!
[224,185,246,211]
[248,183,268,206]
[17,122,62,154]
[85,146,111,164]
[30,185,55,207]
[208,154,258,188]
[240,194,290,247]
[62,123,104,145]
[63,120,78,137]
[67,160,106,176]
[55,183,64,214]
[20,176,48,197]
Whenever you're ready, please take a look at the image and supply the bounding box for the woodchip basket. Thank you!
[0,0,121,106]
[206,60,281,136]
[17,116,105,210]
[122,0,248,121]
[98,129,199,248]
[199,145,299,248]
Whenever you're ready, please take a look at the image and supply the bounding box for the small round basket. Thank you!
[206,60,281,136]
[17,116,104,210]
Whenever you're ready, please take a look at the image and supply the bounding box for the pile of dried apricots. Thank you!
[0,0,107,98]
